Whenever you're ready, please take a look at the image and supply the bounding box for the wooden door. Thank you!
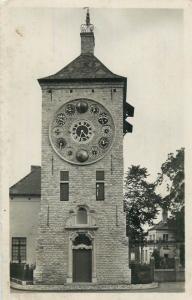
[73,249,92,282]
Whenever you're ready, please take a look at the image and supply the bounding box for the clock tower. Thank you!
[34,9,133,286]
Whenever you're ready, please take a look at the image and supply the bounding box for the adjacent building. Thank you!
[9,166,41,265]
[129,209,178,265]
[142,211,177,264]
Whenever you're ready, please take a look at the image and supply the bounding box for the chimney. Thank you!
[31,165,40,172]
[162,208,168,223]
[80,8,95,55]
[80,32,95,54]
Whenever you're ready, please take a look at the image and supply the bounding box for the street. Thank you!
[126,282,185,293]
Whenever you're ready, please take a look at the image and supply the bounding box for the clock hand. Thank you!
[81,130,87,137]
[79,130,84,141]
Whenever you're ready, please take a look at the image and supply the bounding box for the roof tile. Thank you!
[38,54,125,82]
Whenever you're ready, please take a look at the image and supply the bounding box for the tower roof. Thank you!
[38,54,126,84]
[38,8,126,84]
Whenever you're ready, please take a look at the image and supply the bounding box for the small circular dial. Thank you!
[99,137,110,149]
[72,121,93,143]
[65,104,75,115]
[56,138,66,150]
[56,113,65,126]
[98,112,108,125]
[102,125,112,136]
[90,105,99,114]
[90,146,99,157]
[49,98,115,165]
[52,127,63,137]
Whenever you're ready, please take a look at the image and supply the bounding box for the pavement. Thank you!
[11,282,185,293]
[124,282,185,293]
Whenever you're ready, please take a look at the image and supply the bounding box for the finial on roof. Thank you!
[81,7,94,33]
[86,8,90,25]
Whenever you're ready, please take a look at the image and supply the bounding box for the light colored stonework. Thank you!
[34,82,131,285]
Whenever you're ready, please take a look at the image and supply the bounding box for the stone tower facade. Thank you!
[34,10,133,286]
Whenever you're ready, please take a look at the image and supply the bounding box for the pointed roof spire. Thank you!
[80,8,95,54]
[86,7,90,25]
[81,7,94,33]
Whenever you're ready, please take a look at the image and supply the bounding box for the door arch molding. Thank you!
[67,231,97,283]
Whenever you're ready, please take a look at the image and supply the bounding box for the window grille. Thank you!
[12,237,26,263]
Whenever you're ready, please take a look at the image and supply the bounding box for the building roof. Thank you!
[148,220,176,232]
[38,54,126,84]
[9,166,41,197]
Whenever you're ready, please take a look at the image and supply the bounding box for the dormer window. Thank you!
[76,207,87,224]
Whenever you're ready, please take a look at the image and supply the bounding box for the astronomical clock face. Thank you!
[49,98,115,165]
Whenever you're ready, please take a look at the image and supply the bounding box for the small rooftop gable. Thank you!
[10,166,41,197]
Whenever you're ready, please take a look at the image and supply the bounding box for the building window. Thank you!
[12,237,26,263]
[130,252,135,261]
[60,171,69,201]
[96,171,105,200]
[145,250,148,262]
[76,207,87,224]
[163,234,168,241]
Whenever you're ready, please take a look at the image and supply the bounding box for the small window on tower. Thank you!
[76,207,87,224]
[96,171,105,200]
[60,171,69,201]
[96,170,104,181]
[60,171,69,181]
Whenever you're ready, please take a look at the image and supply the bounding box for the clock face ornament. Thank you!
[49,99,115,165]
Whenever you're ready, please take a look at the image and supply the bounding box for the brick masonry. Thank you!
[34,81,131,285]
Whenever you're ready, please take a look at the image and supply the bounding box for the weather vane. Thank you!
[81,7,94,33]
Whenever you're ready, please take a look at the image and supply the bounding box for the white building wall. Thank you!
[143,228,176,263]
[10,196,40,265]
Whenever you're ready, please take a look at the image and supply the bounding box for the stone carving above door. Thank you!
[65,205,98,229]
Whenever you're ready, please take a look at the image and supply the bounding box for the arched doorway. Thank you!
[72,233,92,282]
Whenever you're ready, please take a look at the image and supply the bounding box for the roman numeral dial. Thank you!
[72,121,93,143]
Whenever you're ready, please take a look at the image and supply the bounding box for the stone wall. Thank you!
[34,81,131,285]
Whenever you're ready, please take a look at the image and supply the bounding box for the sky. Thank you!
[4,7,184,186]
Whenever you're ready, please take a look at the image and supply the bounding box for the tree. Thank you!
[124,165,161,245]
[156,148,184,214]
[156,148,185,264]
